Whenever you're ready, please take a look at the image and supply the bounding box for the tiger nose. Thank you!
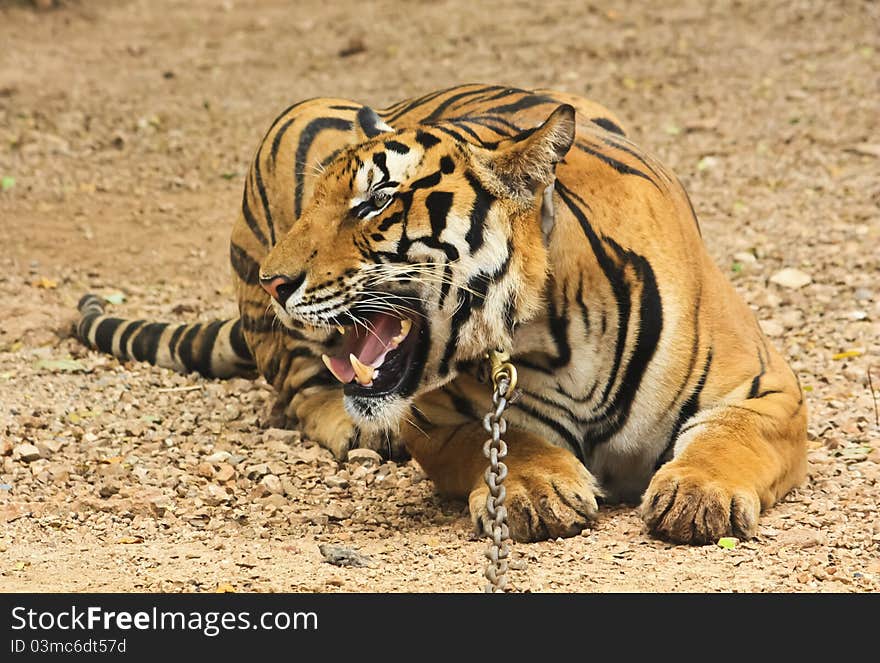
[260,272,305,307]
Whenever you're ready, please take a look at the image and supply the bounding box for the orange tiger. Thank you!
[77,84,807,543]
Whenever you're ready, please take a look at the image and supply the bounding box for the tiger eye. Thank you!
[371,190,391,207]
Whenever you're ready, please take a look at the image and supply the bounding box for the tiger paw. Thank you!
[468,450,600,543]
[641,463,761,545]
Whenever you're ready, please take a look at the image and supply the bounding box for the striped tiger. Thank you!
[77,84,807,544]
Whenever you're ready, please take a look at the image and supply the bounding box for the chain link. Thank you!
[482,350,516,593]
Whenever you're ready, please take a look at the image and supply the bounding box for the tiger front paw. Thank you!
[641,463,761,545]
[468,448,600,543]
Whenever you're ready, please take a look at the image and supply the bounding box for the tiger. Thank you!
[76,83,807,544]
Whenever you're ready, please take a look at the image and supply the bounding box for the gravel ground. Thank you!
[0,0,878,592]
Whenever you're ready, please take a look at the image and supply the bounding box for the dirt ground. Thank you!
[1,0,878,593]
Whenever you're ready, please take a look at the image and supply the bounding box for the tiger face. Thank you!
[259,105,575,428]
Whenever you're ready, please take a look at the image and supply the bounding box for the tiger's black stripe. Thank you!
[424,86,503,122]
[546,283,572,368]
[294,117,353,218]
[748,344,767,399]
[229,319,251,360]
[194,320,225,377]
[241,186,269,248]
[94,317,123,355]
[253,144,277,245]
[132,323,169,366]
[439,290,472,377]
[657,348,715,469]
[381,85,462,125]
[463,170,494,253]
[230,242,260,285]
[117,319,146,361]
[591,117,625,136]
[512,395,586,463]
[574,140,660,190]
[426,191,454,237]
[484,92,557,116]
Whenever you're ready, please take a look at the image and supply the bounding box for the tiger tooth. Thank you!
[335,325,345,335]
[322,354,349,384]
[391,318,412,345]
[349,353,375,386]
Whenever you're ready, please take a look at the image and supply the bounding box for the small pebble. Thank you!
[13,444,42,463]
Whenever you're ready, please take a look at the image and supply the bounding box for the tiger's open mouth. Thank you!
[321,307,427,398]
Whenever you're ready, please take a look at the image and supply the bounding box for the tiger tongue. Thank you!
[322,314,405,385]
[342,313,402,367]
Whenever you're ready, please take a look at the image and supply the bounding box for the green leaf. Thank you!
[731,262,743,274]
[697,156,717,171]
[35,358,87,373]
[1,176,14,191]
[103,292,126,305]
[717,537,738,549]
[836,446,872,461]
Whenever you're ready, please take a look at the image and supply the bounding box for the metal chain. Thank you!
[482,349,517,593]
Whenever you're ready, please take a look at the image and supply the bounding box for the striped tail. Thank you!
[76,294,256,379]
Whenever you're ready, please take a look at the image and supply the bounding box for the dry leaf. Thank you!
[32,277,58,289]
[832,349,864,361]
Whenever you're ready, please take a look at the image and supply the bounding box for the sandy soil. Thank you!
[1,0,878,593]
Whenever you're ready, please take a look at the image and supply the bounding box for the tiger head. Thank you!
[259,105,575,429]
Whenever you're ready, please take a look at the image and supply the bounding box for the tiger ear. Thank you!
[354,106,394,142]
[487,104,575,194]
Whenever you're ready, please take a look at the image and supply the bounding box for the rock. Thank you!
[245,463,270,480]
[267,461,287,476]
[769,268,812,290]
[325,504,353,520]
[204,451,231,464]
[325,475,350,489]
[259,474,283,494]
[263,494,288,508]
[733,251,757,264]
[777,528,826,549]
[1,439,14,456]
[41,439,65,453]
[99,482,120,498]
[214,464,235,483]
[13,444,41,462]
[263,428,300,444]
[195,462,215,479]
[289,446,327,464]
[779,310,804,329]
[760,319,784,338]
[281,478,297,496]
[853,288,872,302]
[250,484,271,499]
[318,544,374,568]
[148,497,170,518]
[203,484,229,507]
[347,448,382,467]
